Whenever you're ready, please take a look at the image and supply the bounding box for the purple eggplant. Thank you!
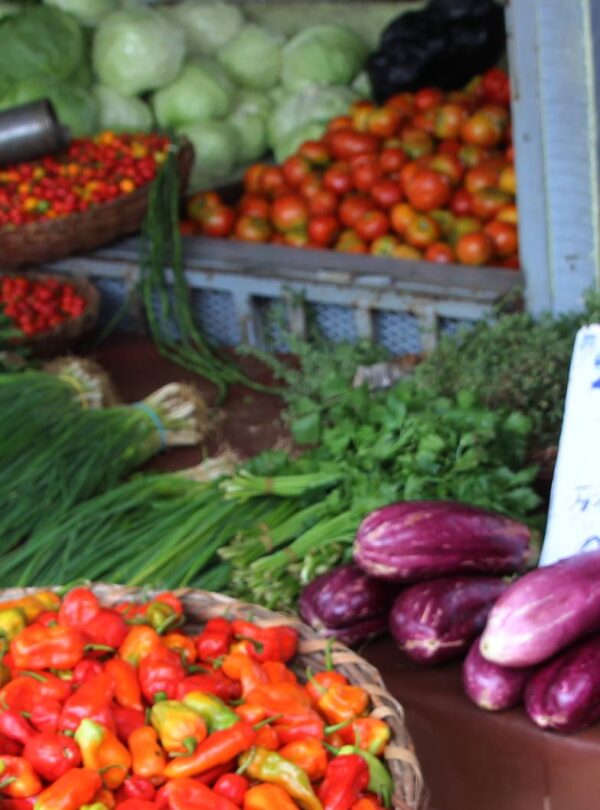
[524,635,600,732]
[481,550,600,668]
[354,501,531,583]
[463,635,532,711]
[389,576,507,664]
[299,564,397,645]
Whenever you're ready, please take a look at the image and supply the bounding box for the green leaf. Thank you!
[291,412,321,445]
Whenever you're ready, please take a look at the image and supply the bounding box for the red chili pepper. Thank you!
[0,734,22,756]
[22,732,81,782]
[72,659,103,685]
[318,754,370,810]
[1,673,71,714]
[58,672,115,734]
[230,621,298,663]
[28,699,62,734]
[138,649,185,704]
[84,609,128,650]
[58,588,101,630]
[177,672,241,703]
[0,711,34,746]
[213,774,249,807]
[10,625,84,671]
[118,775,157,801]
[113,706,146,744]
[115,801,158,810]
[158,778,239,810]
[196,620,233,663]
[105,658,143,711]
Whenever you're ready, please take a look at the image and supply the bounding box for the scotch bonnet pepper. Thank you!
[10,625,84,671]
[149,700,207,754]
[241,747,323,810]
[74,719,132,790]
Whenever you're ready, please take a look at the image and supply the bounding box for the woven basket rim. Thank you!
[0,270,100,345]
[0,583,425,810]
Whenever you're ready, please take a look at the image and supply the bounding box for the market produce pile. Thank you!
[0,275,86,336]
[0,587,397,808]
[302,520,600,736]
[184,68,518,267]
[0,132,169,229]
[0,2,372,189]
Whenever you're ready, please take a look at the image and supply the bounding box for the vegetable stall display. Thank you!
[0,275,87,336]
[0,585,417,809]
[184,68,517,267]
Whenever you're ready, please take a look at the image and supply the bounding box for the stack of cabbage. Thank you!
[0,1,370,189]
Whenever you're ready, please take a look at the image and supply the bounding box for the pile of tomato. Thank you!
[0,133,170,229]
[183,68,518,269]
[0,275,87,336]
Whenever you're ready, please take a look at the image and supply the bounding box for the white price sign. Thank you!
[541,325,600,566]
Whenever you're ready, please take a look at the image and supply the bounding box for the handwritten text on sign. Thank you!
[541,325,600,565]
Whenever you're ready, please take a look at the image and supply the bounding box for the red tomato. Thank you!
[326,129,380,161]
[414,87,444,111]
[496,203,518,225]
[434,103,469,140]
[405,214,441,249]
[385,93,415,118]
[401,128,434,159]
[335,229,368,254]
[238,193,270,219]
[424,242,456,264]
[390,202,418,236]
[284,229,309,248]
[399,161,422,194]
[452,216,482,242]
[186,191,222,224]
[328,115,354,132]
[393,244,422,260]
[499,165,516,195]
[484,220,519,256]
[298,140,331,167]
[479,103,510,130]
[446,90,478,110]
[339,194,373,228]
[405,169,452,212]
[200,205,235,238]
[455,232,495,265]
[370,234,400,257]
[260,166,288,197]
[350,100,376,132]
[371,179,403,209]
[308,214,340,246]
[461,113,504,148]
[450,188,473,216]
[308,189,338,216]
[430,209,455,237]
[438,139,462,157]
[351,155,383,192]
[379,148,407,174]
[464,164,501,194]
[354,210,390,242]
[271,194,309,232]
[428,154,463,186]
[471,188,512,221]
[282,155,312,187]
[458,144,489,168]
[244,164,267,193]
[323,162,353,196]
[234,216,272,243]
[299,175,323,200]
[368,106,403,138]
[482,68,511,106]
[412,108,437,135]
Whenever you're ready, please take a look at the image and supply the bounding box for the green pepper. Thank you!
[0,608,27,642]
[338,745,393,807]
[182,691,239,732]
[241,746,322,810]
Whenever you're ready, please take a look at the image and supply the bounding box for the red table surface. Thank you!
[95,336,600,810]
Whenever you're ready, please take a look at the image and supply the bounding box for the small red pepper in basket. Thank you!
[230,621,297,663]
[34,767,102,810]
[10,625,84,671]
[318,754,370,810]
[0,755,42,798]
[58,588,100,630]
[159,778,238,810]
[196,619,233,662]
[139,649,186,704]
[58,672,115,734]
[23,732,81,782]
[213,774,249,807]
[0,711,35,746]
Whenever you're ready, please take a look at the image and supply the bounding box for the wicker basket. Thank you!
[2,271,100,358]
[0,584,426,810]
[0,141,193,270]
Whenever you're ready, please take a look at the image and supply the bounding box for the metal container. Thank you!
[0,100,69,166]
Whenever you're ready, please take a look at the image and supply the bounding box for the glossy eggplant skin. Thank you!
[463,635,532,711]
[389,576,507,664]
[298,564,397,645]
[354,501,531,583]
[481,550,600,667]
[524,635,600,733]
